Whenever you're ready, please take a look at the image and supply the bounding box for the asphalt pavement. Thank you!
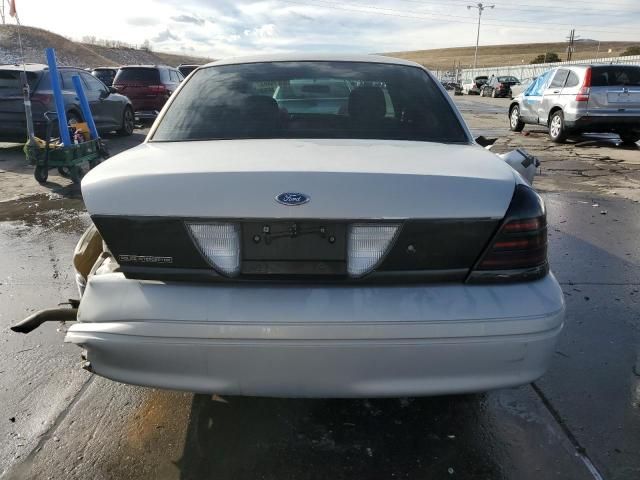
[0,97,639,479]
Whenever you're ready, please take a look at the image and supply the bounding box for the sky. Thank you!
[7,0,640,58]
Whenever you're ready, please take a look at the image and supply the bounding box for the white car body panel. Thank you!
[66,273,564,397]
[61,55,564,398]
[82,139,516,219]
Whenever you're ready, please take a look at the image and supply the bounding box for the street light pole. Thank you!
[468,2,494,70]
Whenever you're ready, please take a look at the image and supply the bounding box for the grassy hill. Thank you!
[1,24,636,72]
[385,41,639,71]
[0,25,211,68]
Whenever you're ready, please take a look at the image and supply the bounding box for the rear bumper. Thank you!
[565,114,640,132]
[66,273,565,397]
[133,110,160,121]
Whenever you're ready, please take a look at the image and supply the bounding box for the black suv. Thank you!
[178,64,200,77]
[90,67,118,86]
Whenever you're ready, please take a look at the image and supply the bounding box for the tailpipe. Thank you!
[11,307,78,334]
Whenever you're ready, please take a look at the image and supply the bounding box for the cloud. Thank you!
[127,17,160,26]
[16,0,640,61]
[244,24,276,39]
[171,14,205,26]
[152,29,179,43]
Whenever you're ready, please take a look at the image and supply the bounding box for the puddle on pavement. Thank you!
[0,193,86,232]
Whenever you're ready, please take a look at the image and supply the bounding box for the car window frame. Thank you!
[149,60,473,144]
[80,71,109,95]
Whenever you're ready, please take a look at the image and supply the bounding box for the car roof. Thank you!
[202,53,425,69]
[0,63,48,72]
[0,64,91,73]
[92,67,117,71]
[119,65,172,69]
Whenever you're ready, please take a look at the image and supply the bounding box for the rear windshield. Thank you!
[497,76,519,83]
[114,68,160,84]
[0,70,39,97]
[591,66,640,87]
[152,61,468,143]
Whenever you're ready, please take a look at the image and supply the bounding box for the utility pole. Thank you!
[468,2,495,71]
[566,29,580,61]
[0,0,5,25]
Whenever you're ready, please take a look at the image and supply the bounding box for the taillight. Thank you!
[31,93,53,106]
[497,83,503,88]
[468,184,548,283]
[347,223,401,277]
[148,85,167,94]
[576,67,591,102]
[187,223,241,277]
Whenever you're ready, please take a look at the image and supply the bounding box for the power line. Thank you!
[393,0,639,17]
[280,0,639,34]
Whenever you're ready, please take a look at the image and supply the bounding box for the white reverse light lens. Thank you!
[347,223,400,277]
[187,223,241,277]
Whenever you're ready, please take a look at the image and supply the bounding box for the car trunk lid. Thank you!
[82,139,516,220]
[83,139,517,281]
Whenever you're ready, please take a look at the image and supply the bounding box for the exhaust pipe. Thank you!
[11,307,78,334]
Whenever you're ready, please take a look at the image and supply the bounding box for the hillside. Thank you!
[0,25,211,68]
[385,41,639,71]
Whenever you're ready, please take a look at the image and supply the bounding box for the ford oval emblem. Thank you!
[276,192,310,206]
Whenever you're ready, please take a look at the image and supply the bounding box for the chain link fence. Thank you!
[437,55,640,84]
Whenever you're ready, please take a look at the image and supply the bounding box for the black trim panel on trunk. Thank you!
[91,215,500,283]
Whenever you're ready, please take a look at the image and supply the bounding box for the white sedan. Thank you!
[14,54,564,398]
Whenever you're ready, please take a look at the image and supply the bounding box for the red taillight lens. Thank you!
[576,67,591,102]
[148,85,167,94]
[31,93,53,105]
[469,185,548,283]
[497,83,504,88]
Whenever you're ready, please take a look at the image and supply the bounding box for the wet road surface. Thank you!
[2,190,621,480]
[2,108,639,479]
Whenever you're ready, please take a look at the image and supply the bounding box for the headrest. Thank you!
[243,95,279,119]
[348,87,386,121]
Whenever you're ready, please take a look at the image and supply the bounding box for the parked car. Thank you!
[15,55,564,398]
[0,63,134,142]
[508,64,640,143]
[112,65,184,123]
[90,67,118,86]
[178,64,200,77]
[480,75,520,98]
[441,81,463,95]
[462,75,488,95]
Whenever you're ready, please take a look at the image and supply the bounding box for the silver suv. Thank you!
[508,65,640,144]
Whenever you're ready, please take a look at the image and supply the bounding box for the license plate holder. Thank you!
[241,221,346,275]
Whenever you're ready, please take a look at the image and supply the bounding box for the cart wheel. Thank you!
[34,165,48,184]
[57,167,72,179]
[69,166,83,185]
[98,141,110,160]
